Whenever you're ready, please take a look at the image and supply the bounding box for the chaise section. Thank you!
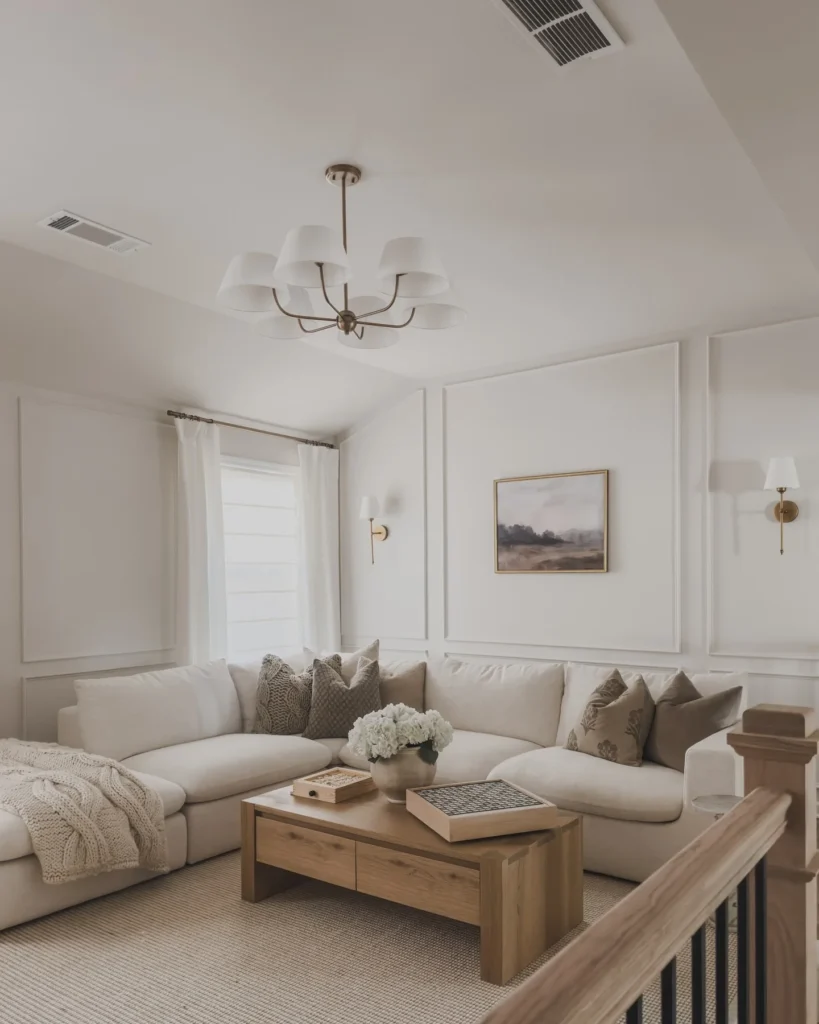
[488,747,684,823]
[121,734,332,803]
[0,769,186,865]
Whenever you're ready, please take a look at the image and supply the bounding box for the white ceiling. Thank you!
[1,0,818,424]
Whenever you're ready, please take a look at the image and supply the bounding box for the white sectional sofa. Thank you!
[0,654,745,931]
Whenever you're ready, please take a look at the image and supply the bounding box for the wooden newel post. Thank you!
[728,704,819,1024]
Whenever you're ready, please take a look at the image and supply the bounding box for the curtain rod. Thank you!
[166,410,336,449]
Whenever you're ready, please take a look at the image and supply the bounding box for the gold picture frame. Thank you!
[494,469,608,574]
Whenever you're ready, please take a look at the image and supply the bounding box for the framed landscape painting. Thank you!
[494,470,608,573]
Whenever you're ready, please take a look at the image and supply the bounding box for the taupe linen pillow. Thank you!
[253,654,341,735]
[303,657,382,740]
[645,671,743,772]
[564,669,655,767]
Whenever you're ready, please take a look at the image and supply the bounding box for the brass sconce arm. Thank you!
[773,487,799,555]
[367,518,389,564]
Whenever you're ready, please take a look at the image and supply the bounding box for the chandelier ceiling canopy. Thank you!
[217,164,465,349]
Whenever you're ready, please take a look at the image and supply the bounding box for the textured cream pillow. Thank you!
[564,669,655,767]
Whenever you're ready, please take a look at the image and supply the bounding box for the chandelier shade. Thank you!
[275,225,351,289]
[377,236,449,298]
[217,251,279,312]
[338,295,400,349]
[253,286,314,339]
[217,164,464,349]
[411,289,467,330]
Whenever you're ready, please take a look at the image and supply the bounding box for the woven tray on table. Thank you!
[406,779,557,842]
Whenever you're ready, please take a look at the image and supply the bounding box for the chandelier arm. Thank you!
[355,327,364,340]
[357,307,416,329]
[318,263,342,316]
[298,320,337,334]
[356,274,402,319]
[272,288,337,323]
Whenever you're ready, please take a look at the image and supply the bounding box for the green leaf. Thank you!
[417,741,439,765]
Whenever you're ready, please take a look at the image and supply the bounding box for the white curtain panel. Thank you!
[296,444,341,653]
[175,419,227,664]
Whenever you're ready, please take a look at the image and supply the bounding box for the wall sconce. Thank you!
[764,457,800,555]
[359,496,388,564]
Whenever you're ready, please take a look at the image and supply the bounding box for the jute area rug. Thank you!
[0,852,731,1024]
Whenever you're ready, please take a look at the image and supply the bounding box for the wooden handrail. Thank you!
[481,787,790,1024]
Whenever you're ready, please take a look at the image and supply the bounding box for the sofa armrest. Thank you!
[682,726,743,811]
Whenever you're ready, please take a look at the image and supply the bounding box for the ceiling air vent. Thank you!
[494,0,623,68]
[38,210,150,254]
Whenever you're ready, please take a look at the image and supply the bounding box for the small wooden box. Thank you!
[406,779,558,842]
[291,767,376,804]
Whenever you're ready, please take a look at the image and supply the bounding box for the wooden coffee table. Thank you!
[241,786,583,985]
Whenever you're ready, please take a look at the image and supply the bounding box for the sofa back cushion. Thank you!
[75,660,242,760]
[424,657,564,747]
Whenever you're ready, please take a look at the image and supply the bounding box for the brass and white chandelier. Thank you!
[216,164,465,349]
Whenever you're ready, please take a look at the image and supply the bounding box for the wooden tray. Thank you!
[406,779,557,842]
[291,767,376,804]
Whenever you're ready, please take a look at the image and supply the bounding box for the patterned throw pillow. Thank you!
[564,669,655,767]
[302,657,382,740]
[253,654,341,735]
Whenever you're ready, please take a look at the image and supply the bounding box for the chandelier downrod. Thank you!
[271,163,411,339]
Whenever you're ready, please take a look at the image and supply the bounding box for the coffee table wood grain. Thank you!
[241,787,583,985]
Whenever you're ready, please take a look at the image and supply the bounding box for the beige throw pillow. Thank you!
[645,671,743,772]
[304,640,380,684]
[564,669,655,767]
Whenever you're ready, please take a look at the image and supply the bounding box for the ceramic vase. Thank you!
[370,747,437,803]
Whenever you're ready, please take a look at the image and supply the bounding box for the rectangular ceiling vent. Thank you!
[38,210,150,254]
[494,0,623,68]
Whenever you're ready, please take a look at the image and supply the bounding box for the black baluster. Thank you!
[715,898,729,1023]
[755,857,767,1024]
[626,996,643,1024]
[691,925,706,1024]
[660,958,676,1024]
[737,875,750,1024]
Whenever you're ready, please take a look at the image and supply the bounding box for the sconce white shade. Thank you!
[764,457,800,490]
[253,287,314,340]
[339,295,401,349]
[377,237,449,298]
[217,252,278,312]
[411,288,467,330]
[359,496,380,520]
[274,225,351,289]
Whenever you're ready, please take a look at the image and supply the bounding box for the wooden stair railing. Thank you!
[481,704,819,1024]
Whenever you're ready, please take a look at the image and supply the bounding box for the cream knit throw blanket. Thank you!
[0,741,169,885]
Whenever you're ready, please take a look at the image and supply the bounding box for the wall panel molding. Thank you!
[442,343,681,653]
[706,328,819,660]
[19,396,176,663]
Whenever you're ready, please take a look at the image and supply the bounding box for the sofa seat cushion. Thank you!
[122,734,331,803]
[0,769,185,864]
[488,746,683,824]
[339,730,540,786]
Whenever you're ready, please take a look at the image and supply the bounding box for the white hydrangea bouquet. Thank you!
[348,703,454,765]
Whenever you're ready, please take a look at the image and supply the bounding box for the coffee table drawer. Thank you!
[356,843,480,924]
[256,817,356,890]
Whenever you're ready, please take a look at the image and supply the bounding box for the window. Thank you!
[221,460,300,661]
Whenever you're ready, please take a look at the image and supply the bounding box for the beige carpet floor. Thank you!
[0,853,732,1024]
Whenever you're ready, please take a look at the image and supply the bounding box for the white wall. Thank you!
[340,323,819,707]
[0,384,306,741]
